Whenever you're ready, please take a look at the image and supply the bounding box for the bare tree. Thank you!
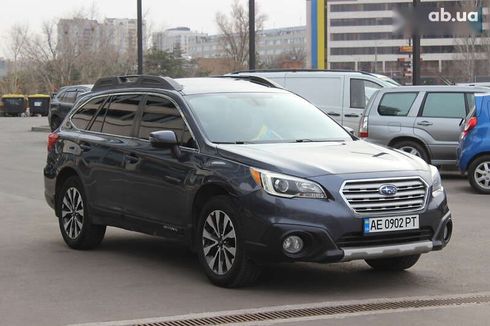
[3,25,29,93]
[215,0,266,70]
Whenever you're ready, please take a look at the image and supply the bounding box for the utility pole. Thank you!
[248,0,256,70]
[412,0,421,85]
[137,0,144,74]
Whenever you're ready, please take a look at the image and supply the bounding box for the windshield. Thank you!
[185,92,352,144]
[375,74,400,87]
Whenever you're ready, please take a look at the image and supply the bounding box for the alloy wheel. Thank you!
[474,161,490,190]
[399,146,421,157]
[61,187,84,239]
[202,210,237,275]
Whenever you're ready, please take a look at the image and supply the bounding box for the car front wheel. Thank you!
[57,176,106,249]
[197,196,261,287]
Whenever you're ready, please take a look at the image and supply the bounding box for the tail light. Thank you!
[462,116,478,138]
[359,115,369,138]
[47,132,59,152]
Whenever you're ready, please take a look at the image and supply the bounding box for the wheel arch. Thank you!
[190,182,236,250]
[467,152,490,172]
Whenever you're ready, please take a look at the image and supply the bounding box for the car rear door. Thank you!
[85,93,142,216]
[413,92,469,163]
[122,94,197,231]
[343,77,383,130]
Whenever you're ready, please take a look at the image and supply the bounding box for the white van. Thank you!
[229,70,399,130]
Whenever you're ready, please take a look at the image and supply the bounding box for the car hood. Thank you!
[216,140,429,178]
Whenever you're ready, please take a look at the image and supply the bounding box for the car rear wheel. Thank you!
[57,176,106,249]
[392,141,429,163]
[197,196,261,287]
[468,155,490,194]
[365,254,420,271]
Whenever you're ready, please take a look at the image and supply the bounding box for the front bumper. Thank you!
[240,177,452,264]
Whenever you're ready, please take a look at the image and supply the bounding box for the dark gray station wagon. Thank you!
[44,75,452,287]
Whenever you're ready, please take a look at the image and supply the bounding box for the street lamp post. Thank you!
[249,0,256,70]
[137,0,144,74]
[412,0,421,85]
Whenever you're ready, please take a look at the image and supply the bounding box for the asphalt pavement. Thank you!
[0,117,489,326]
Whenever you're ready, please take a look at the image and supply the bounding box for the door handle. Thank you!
[79,143,91,151]
[328,112,341,116]
[125,153,140,164]
[344,114,360,118]
[417,121,433,126]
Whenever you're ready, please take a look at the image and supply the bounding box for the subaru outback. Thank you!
[44,75,452,287]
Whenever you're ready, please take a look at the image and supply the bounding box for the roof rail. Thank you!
[230,69,374,75]
[92,75,183,92]
[216,75,283,88]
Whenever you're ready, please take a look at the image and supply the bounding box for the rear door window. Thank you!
[378,92,418,116]
[100,94,141,137]
[421,93,466,118]
[71,97,106,130]
[137,96,195,147]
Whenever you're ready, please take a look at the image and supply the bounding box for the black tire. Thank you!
[392,140,429,163]
[468,155,490,194]
[197,195,261,288]
[365,254,421,271]
[57,176,106,250]
[50,115,61,131]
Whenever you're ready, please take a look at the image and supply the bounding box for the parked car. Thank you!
[458,93,490,194]
[1,94,27,117]
[359,86,487,165]
[228,69,399,130]
[28,94,51,116]
[44,75,452,287]
[48,84,92,131]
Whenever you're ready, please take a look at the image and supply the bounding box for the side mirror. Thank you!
[149,130,182,158]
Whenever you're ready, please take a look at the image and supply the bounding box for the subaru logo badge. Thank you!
[379,184,398,196]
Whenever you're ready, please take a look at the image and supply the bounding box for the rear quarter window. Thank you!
[378,92,418,116]
[71,97,106,130]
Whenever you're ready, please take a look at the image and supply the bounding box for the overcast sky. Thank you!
[0,0,306,57]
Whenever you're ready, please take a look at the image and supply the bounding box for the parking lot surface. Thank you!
[1,117,489,326]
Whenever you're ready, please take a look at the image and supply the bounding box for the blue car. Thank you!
[458,94,490,194]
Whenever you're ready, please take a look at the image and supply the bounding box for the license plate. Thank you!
[364,215,419,234]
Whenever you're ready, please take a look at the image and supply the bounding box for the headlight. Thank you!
[250,168,327,199]
[430,165,443,195]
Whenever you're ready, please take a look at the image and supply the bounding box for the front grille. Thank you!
[341,177,428,215]
[336,228,434,248]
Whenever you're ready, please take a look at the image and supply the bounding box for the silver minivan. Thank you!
[360,86,487,165]
[229,70,399,130]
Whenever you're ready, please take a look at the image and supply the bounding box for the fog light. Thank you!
[443,222,452,243]
[282,235,304,254]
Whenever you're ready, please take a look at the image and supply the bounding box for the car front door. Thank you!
[413,92,469,164]
[122,94,198,232]
[344,78,382,130]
